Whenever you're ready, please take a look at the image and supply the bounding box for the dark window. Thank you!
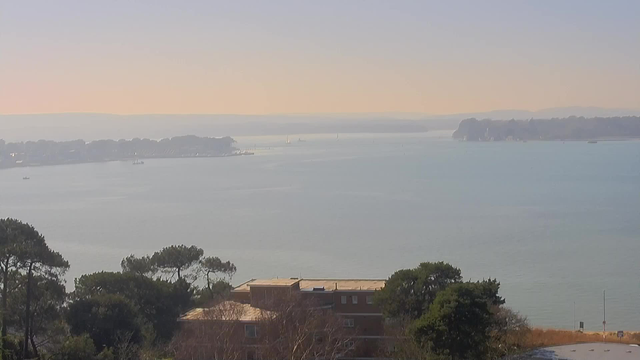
[245,324,258,338]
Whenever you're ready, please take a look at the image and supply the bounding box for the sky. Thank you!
[1,1,639,115]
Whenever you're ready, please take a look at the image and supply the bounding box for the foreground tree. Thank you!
[377,322,434,360]
[72,271,189,343]
[9,274,67,357]
[51,335,96,360]
[194,281,233,308]
[21,238,69,357]
[120,255,156,278]
[488,307,530,359]
[197,256,236,301]
[199,257,236,291]
[0,219,29,350]
[0,218,69,359]
[374,262,462,320]
[411,281,501,360]
[151,245,203,282]
[66,294,143,351]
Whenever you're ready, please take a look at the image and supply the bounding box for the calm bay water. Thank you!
[1,132,639,330]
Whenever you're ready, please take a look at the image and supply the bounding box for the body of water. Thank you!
[1,132,639,331]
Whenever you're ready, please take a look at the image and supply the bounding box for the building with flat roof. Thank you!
[180,277,387,359]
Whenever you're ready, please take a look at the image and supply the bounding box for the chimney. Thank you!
[335,282,338,290]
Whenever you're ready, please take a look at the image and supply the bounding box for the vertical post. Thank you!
[573,301,576,331]
[603,290,606,342]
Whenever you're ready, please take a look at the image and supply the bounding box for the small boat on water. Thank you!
[588,140,598,144]
[22,176,30,180]
[133,159,145,165]
[286,136,291,145]
[298,138,307,142]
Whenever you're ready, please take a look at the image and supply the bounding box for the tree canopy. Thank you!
[411,282,494,360]
[72,271,190,343]
[50,335,97,360]
[377,263,521,360]
[198,256,236,298]
[66,294,143,351]
[120,255,156,277]
[0,218,69,359]
[374,262,462,320]
[151,245,204,281]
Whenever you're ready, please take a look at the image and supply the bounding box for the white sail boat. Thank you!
[286,136,291,145]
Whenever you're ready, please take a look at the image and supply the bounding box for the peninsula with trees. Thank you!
[452,116,640,141]
[0,135,245,169]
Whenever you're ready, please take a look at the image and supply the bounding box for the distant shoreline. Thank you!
[0,135,246,170]
[452,116,640,142]
[0,152,254,171]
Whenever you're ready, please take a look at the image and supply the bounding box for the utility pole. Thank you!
[603,290,606,342]
[573,301,576,331]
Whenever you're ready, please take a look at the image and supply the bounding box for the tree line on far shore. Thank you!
[1,217,531,360]
[0,135,237,169]
[453,116,640,141]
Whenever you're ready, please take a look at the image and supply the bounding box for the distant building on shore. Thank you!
[180,277,386,359]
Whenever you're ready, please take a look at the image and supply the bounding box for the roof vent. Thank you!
[312,286,325,292]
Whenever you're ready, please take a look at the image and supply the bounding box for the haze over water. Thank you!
[1,132,639,331]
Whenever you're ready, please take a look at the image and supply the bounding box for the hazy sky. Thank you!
[1,1,639,115]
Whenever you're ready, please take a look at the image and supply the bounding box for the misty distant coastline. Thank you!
[0,135,243,169]
[453,116,640,141]
[2,107,640,142]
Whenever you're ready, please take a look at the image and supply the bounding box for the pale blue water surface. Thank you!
[1,132,639,330]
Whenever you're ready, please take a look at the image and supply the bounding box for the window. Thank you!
[245,324,257,338]
[366,295,374,304]
[352,295,358,304]
[344,340,355,349]
[341,295,347,304]
[342,318,355,328]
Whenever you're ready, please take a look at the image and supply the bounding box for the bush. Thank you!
[52,335,96,360]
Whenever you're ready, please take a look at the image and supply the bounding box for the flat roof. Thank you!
[300,279,385,291]
[249,278,301,287]
[233,278,301,291]
[233,278,385,292]
[180,301,273,322]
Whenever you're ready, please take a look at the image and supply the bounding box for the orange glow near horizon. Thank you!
[1,1,639,115]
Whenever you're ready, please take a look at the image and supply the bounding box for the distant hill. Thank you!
[422,107,640,121]
[1,107,638,141]
[0,113,429,142]
[452,116,640,141]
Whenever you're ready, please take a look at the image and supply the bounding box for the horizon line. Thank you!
[2,106,640,117]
